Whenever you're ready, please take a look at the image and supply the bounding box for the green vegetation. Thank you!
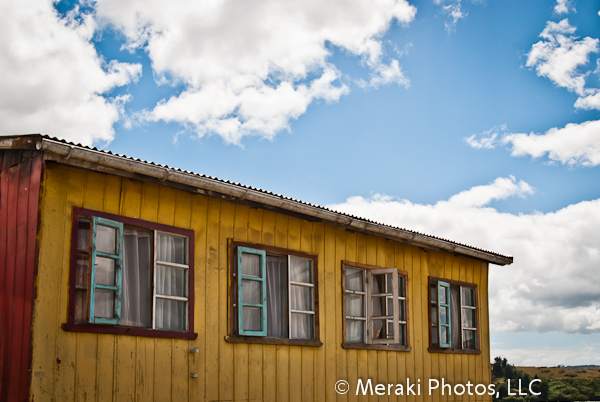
[492,357,600,401]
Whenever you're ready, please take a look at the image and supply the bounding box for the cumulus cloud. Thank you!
[328,177,600,334]
[503,119,600,167]
[94,0,416,144]
[526,19,599,107]
[0,0,141,145]
[464,124,507,149]
[554,0,575,15]
[434,0,466,32]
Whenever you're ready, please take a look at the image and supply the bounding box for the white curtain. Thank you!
[121,229,151,327]
[450,286,461,349]
[266,255,287,337]
[155,234,186,331]
[290,258,312,339]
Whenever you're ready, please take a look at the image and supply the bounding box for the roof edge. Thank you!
[1,135,512,265]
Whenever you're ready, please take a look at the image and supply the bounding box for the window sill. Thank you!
[342,343,411,352]
[428,347,480,355]
[225,335,322,347]
[62,323,198,340]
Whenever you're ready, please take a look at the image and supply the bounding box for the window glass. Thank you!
[290,257,312,283]
[156,298,186,331]
[346,320,364,342]
[346,294,364,317]
[242,280,262,304]
[95,257,116,286]
[157,233,186,265]
[157,265,187,297]
[290,313,312,339]
[345,268,363,291]
[96,225,117,255]
[461,287,475,307]
[94,289,115,319]
[241,253,261,277]
[290,285,312,311]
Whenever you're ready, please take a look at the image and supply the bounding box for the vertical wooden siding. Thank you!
[0,150,43,402]
[30,164,492,402]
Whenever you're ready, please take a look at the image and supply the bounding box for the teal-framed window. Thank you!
[67,207,196,339]
[231,242,318,341]
[89,217,124,324]
[429,277,478,352]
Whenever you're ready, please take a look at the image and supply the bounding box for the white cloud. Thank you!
[464,124,507,149]
[434,0,466,32]
[94,0,416,144]
[526,19,599,105]
[503,119,600,167]
[554,0,575,15]
[328,177,600,335]
[0,0,141,145]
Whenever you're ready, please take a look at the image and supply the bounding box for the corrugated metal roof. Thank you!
[2,134,513,264]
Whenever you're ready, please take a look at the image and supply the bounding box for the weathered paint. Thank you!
[30,163,492,401]
[0,150,43,402]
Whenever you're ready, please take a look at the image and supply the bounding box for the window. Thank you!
[342,261,409,351]
[227,242,321,346]
[428,277,478,353]
[64,207,196,339]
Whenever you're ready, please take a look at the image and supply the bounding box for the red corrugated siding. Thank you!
[0,150,43,402]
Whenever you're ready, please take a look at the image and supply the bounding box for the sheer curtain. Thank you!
[266,256,287,337]
[155,234,187,331]
[121,228,151,327]
[450,286,461,349]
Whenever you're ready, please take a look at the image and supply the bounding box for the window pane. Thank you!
[400,324,407,346]
[439,306,448,325]
[430,284,437,303]
[241,253,261,277]
[346,294,364,317]
[75,289,87,323]
[439,286,447,304]
[463,330,476,349]
[291,285,312,311]
[96,225,117,255]
[372,296,391,317]
[156,265,187,297]
[76,253,89,287]
[461,287,475,307]
[242,279,262,304]
[290,257,312,283]
[266,255,287,337]
[398,276,405,298]
[372,274,391,294]
[242,306,262,331]
[157,233,186,264]
[398,299,406,322]
[155,298,186,331]
[95,256,115,286]
[462,308,476,328]
[432,326,438,345]
[440,326,448,344]
[431,306,437,326]
[77,219,90,251]
[345,268,363,292]
[291,313,312,339]
[94,289,115,319]
[386,274,393,293]
[122,228,152,328]
[346,320,364,342]
[373,319,392,340]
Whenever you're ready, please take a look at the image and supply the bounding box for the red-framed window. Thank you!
[62,207,197,340]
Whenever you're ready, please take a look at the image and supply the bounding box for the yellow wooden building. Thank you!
[0,135,512,402]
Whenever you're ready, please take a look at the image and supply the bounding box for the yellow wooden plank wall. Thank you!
[29,164,492,402]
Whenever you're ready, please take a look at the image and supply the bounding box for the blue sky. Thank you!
[2,0,600,365]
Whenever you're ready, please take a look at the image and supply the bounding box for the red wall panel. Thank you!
[0,150,43,402]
